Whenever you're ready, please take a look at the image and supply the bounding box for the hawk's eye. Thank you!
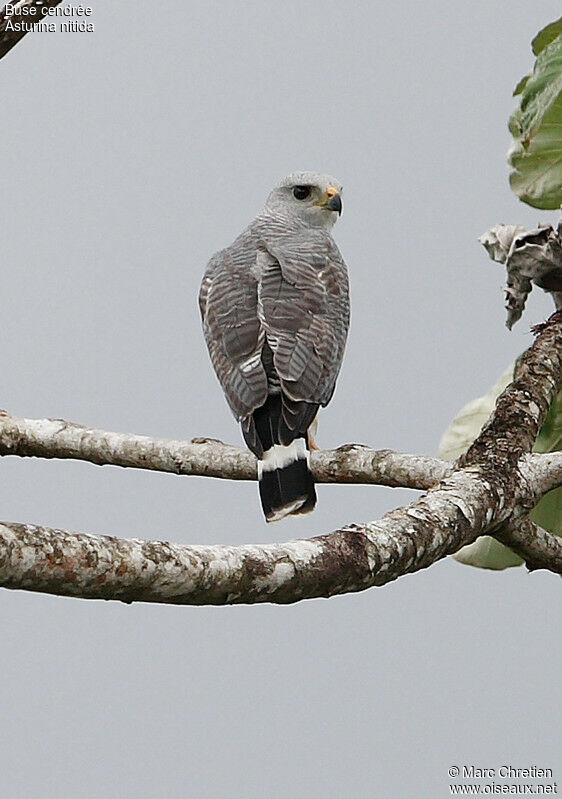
[293,185,311,200]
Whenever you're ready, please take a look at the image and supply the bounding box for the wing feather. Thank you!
[199,235,268,420]
[256,226,350,407]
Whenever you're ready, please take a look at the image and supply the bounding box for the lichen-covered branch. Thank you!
[0,411,450,490]
[521,452,562,496]
[0,0,62,60]
[1,314,562,604]
[0,451,559,606]
[495,516,562,573]
[460,314,562,466]
[2,409,561,496]
[0,468,515,604]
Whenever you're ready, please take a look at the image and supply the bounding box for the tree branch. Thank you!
[0,454,558,606]
[0,0,62,61]
[521,452,562,496]
[0,410,450,490]
[1,314,562,604]
[495,516,562,573]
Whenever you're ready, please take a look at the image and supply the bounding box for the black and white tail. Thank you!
[245,395,317,523]
[259,437,316,522]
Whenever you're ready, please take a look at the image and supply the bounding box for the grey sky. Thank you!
[1,1,561,796]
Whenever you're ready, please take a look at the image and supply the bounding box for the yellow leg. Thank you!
[308,431,319,450]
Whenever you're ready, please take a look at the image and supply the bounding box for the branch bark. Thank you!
[0,450,558,606]
[1,314,562,605]
[0,410,450,489]
[495,517,562,573]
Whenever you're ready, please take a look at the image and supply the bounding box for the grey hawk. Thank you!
[199,171,350,522]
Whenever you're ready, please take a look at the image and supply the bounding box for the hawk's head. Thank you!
[264,171,343,229]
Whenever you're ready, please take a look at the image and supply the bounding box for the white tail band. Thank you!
[258,438,308,477]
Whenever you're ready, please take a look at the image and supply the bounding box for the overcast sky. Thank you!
[1,1,561,796]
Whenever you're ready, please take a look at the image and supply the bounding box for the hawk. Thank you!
[199,172,350,522]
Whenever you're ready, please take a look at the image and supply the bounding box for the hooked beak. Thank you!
[325,186,342,215]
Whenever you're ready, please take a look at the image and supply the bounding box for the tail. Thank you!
[259,438,316,523]
[244,395,317,523]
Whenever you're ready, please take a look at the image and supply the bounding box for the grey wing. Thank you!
[257,228,350,407]
[199,243,268,420]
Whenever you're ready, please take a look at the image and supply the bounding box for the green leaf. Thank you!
[532,17,562,56]
[513,74,530,97]
[531,488,562,536]
[453,536,524,570]
[508,24,562,210]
